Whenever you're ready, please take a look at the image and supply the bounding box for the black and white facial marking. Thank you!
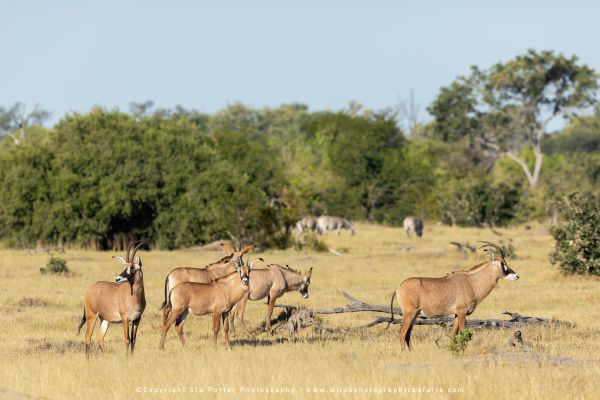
[501,259,519,281]
[481,243,519,282]
[299,268,313,299]
[235,255,245,268]
[114,256,142,284]
[238,263,251,286]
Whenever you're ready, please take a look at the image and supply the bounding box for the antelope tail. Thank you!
[77,306,86,335]
[386,291,396,329]
[159,275,169,310]
[162,288,174,325]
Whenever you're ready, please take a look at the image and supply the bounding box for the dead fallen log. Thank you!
[364,311,572,329]
[271,292,572,330]
[271,291,403,315]
[328,248,343,257]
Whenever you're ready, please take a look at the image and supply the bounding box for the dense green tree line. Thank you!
[1,50,599,249]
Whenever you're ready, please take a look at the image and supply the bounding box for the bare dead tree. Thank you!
[0,102,51,145]
[397,88,421,137]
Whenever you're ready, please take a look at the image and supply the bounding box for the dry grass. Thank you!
[1,223,599,399]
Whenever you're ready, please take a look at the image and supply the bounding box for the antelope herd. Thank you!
[77,216,518,354]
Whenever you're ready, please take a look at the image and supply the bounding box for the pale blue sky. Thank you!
[1,1,599,128]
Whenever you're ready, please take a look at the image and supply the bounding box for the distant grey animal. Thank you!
[403,216,423,238]
[316,215,355,236]
[296,216,318,235]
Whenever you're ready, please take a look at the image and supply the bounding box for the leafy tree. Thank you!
[428,50,598,187]
[440,173,523,227]
[550,192,600,275]
[544,106,600,154]
[427,77,480,142]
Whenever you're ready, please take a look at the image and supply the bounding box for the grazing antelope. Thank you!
[77,241,146,355]
[295,216,318,235]
[159,260,254,349]
[388,241,518,349]
[403,216,423,238]
[229,264,313,334]
[159,244,254,311]
[316,215,355,236]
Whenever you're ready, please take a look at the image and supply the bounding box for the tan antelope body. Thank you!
[159,261,252,349]
[77,242,146,355]
[389,242,519,349]
[229,264,313,333]
[159,245,254,310]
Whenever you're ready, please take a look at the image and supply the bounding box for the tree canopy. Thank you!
[0,50,598,249]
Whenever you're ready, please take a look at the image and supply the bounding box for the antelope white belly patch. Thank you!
[128,311,142,321]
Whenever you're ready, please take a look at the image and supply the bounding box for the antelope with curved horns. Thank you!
[77,241,146,355]
[159,259,254,349]
[229,263,313,334]
[159,244,254,311]
[388,241,519,349]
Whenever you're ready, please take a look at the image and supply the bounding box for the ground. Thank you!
[1,223,599,399]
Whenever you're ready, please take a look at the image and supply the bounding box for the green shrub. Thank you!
[550,192,600,275]
[297,232,328,252]
[40,256,69,275]
[447,328,473,356]
[440,176,522,227]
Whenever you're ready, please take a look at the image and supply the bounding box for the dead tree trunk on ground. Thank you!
[271,292,572,330]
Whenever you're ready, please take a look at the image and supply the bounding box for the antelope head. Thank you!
[299,267,313,299]
[479,241,519,281]
[232,244,255,268]
[236,258,253,288]
[113,241,145,285]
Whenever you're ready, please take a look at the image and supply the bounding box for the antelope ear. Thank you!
[307,267,313,276]
[248,261,254,270]
[239,244,255,255]
[134,255,142,269]
[483,249,496,262]
[112,256,127,265]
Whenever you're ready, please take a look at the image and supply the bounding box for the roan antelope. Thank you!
[159,260,254,349]
[388,241,518,349]
[77,241,146,355]
[159,244,254,311]
[229,264,313,334]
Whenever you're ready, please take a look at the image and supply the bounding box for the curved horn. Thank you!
[478,241,505,258]
[226,231,240,251]
[125,241,136,263]
[112,256,128,265]
[129,240,145,262]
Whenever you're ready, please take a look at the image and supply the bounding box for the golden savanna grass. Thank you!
[1,223,599,399]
